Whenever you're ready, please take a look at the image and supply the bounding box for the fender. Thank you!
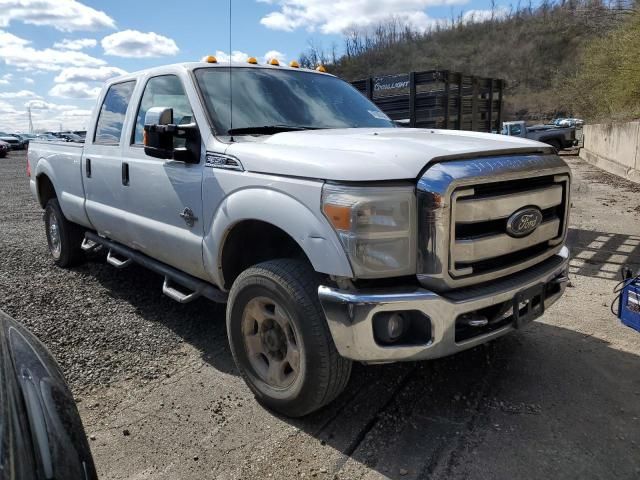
[34,158,58,206]
[34,157,92,228]
[202,187,353,289]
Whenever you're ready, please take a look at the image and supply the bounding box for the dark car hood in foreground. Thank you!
[0,310,97,479]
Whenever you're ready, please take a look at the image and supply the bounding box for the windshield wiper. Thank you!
[227,125,319,135]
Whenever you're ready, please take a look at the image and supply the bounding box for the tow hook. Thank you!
[552,275,570,285]
[458,313,489,327]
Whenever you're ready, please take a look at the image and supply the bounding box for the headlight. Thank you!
[322,184,416,278]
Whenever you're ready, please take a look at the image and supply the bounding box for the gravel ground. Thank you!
[1,150,640,479]
[0,150,225,392]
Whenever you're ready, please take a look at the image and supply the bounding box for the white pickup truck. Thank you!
[28,60,571,417]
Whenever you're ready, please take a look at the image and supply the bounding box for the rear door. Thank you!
[82,80,137,244]
[120,73,206,279]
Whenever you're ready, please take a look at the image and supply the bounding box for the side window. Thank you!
[93,81,136,145]
[133,75,193,146]
[510,124,522,136]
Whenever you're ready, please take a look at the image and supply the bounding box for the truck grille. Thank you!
[450,175,568,278]
[416,153,571,291]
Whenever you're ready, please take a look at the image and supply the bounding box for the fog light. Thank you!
[373,312,407,344]
[387,313,405,339]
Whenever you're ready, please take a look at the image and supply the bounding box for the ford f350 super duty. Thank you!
[28,60,571,417]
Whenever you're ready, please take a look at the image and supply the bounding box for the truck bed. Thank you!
[27,140,91,228]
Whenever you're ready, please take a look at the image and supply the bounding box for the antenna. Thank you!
[228,0,234,142]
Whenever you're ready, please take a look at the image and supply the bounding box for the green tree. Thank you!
[567,9,640,120]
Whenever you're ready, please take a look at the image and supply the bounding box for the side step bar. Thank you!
[84,232,227,304]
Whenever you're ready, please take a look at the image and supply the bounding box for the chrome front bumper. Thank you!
[318,246,570,363]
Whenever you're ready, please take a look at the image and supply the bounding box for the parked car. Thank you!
[0,132,25,150]
[0,309,97,479]
[35,134,60,142]
[0,139,9,157]
[15,133,37,146]
[28,60,571,417]
[59,132,85,143]
[502,120,576,150]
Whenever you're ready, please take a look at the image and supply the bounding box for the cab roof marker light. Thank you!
[202,55,217,63]
[269,58,280,66]
[247,57,258,64]
[289,60,300,68]
[316,64,327,73]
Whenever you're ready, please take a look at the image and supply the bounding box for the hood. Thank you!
[224,128,553,182]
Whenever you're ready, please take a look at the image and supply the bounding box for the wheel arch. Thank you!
[36,171,57,208]
[203,188,353,290]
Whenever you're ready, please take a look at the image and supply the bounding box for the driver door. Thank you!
[121,74,206,279]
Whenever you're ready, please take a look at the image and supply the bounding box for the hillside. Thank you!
[302,1,634,121]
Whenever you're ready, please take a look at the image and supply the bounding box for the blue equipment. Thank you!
[616,268,640,333]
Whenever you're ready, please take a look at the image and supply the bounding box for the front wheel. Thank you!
[547,139,562,151]
[227,259,352,417]
[44,198,85,267]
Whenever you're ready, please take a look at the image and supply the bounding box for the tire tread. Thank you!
[227,258,351,416]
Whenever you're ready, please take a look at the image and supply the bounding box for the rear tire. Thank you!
[44,198,85,268]
[227,259,352,417]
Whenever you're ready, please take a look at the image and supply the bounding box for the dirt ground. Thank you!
[1,151,640,479]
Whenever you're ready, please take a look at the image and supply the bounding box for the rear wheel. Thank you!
[227,259,352,417]
[44,198,85,267]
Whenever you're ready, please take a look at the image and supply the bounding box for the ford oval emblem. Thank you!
[506,207,543,238]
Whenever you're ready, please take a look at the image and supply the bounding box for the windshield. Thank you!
[194,67,395,135]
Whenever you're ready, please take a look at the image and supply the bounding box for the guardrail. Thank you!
[579,122,640,184]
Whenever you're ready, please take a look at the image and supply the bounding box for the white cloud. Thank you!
[0,29,106,72]
[53,38,98,50]
[60,108,92,117]
[25,99,78,111]
[0,0,115,32]
[102,30,179,58]
[54,66,127,83]
[0,29,29,48]
[2,98,92,132]
[462,8,508,24]
[0,90,39,98]
[0,73,12,85]
[23,77,34,84]
[0,100,19,114]
[212,50,250,63]
[263,50,286,64]
[49,81,101,99]
[211,50,288,65]
[259,0,468,34]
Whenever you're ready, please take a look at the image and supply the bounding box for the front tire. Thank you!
[44,198,85,267]
[547,139,562,151]
[227,259,352,417]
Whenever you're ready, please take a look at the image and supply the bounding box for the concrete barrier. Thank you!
[579,122,640,183]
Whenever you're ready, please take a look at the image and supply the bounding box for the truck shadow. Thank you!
[282,320,640,479]
[85,252,239,376]
[567,228,640,280]
[84,248,640,479]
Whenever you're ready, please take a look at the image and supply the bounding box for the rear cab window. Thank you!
[93,81,136,145]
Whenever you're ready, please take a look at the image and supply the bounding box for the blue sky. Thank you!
[0,0,510,132]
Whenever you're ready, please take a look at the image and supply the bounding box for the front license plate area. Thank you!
[513,284,545,328]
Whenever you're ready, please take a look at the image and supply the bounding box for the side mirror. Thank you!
[143,107,200,163]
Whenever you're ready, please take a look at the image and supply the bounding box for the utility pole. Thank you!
[28,106,34,133]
